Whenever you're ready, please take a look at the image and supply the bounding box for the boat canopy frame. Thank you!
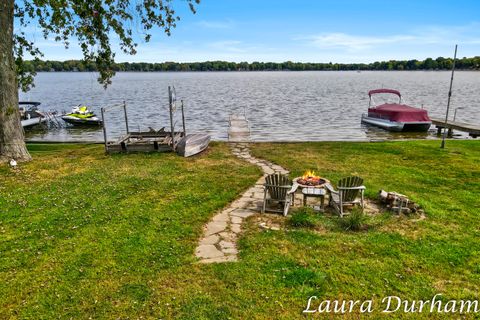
[368,88,402,107]
[101,86,186,154]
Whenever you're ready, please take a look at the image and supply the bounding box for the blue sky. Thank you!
[20,0,480,63]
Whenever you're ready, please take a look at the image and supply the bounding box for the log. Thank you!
[378,189,421,215]
[391,206,411,214]
[379,189,389,202]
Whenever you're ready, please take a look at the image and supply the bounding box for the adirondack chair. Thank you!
[262,173,297,216]
[325,176,366,217]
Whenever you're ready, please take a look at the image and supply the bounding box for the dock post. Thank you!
[181,100,186,136]
[441,44,457,149]
[168,86,175,150]
[123,100,129,134]
[101,107,108,153]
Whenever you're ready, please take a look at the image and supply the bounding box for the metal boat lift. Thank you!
[101,86,186,154]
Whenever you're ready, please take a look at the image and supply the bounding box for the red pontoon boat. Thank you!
[361,89,431,132]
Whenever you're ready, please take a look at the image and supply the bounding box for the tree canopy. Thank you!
[1,0,198,162]
[14,0,199,91]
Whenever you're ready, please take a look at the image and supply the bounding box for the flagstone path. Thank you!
[195,142,289,263]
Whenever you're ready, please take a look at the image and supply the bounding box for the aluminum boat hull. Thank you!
[176,133,210,157]
[361,114,431,132]
[21,117,47,128]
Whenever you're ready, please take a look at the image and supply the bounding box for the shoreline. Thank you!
[24,137,476,144]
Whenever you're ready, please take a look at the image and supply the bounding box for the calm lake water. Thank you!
[20,71,480,142]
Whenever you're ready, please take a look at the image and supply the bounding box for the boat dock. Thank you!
[228,114,250,142]
[430,117,480,138]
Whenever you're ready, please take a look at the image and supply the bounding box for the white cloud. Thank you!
[196,19,234,29]
[298,22,480,52]
[304,33,416,51]
[208,40,245,53]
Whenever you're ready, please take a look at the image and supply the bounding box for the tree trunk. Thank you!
[0,0,31,162]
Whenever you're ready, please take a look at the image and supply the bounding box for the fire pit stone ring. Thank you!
[292,175,330,211]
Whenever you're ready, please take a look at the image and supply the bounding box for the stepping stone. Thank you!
[219,231,236,242]
[252,186,264,192]
[252,192,264,199]
[235,200,253,208]
[246,202,262,211]
[263,168,274,175]
[231,223,242,234]
[212,213,229,222]
[231,216,243,224]
[200,255,237,263]
[219,240,235,249]
[204,221,227,236]
[223,247,238,255]
[223,207,236,213]
[200,234,220,245]
[244,187,257,194]
[196,245,224,259]
[230,208,256,218]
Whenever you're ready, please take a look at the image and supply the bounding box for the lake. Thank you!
[20,71,480,142]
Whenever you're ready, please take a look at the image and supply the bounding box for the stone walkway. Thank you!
[195,142,289,263]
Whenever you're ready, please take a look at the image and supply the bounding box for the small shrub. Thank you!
[338,208,367,231]
[288,208,317,228]
[282,267,327,289]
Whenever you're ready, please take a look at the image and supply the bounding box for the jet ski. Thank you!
[62,105,103,126]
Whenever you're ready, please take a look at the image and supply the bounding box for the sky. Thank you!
[19,0,480,63]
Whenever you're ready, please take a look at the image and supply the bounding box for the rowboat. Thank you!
[176,133,210,157]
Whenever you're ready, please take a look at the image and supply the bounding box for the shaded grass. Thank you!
[0,143,263,318]
[0,140,479,319]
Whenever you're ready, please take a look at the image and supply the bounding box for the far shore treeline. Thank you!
[24,56,480,72]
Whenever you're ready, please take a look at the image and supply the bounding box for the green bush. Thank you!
[338,208,367,231]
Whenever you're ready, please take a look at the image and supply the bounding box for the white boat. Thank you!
[176,133,210,157]
[19,102,47,128]
[361,89,431,132]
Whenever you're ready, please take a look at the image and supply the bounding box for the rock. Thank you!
[204,221,227,236]
[218,232,236,242]
[231,223,241,233]
[200,234,220,245]
[212,213,229,222]
[230,209,255,218]
[195,245,224,259]
[200,255,237,263]
[219,240,235,249]
[231,216,243,224]
[223,247,238,255]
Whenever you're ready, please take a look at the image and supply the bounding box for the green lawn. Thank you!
[0,140,479,319]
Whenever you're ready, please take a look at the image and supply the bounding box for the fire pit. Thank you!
[294,170,329,187]
[291,170,330,211]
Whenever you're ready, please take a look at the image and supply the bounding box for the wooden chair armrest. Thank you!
[338,185,366,191]
[325,183,337,194]
[287,183,299,195]
[264,184,292,189]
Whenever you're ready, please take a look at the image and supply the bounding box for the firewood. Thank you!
[379,189,422,215]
